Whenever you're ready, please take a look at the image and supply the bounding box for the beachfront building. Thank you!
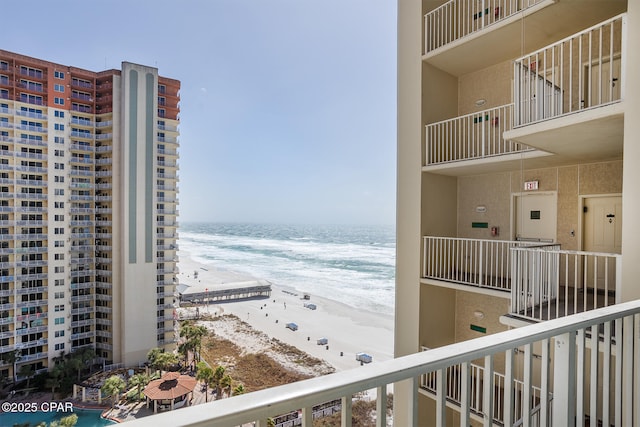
[393,0,640,425]
[0,50,180,381]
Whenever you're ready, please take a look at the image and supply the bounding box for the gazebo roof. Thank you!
[144,371,197,401]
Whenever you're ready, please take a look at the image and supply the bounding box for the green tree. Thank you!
[128,373,150,401]
[147,347,163,371]
[220,374,233,398]
[212,365,225,400]
[45,365,64,399]
[233,383,246,396]
[195,361,214,403]
[18,364,34,388]
[0,350,19,382]
[101,375,126,408]
[179,324,208,369]
[154,352,178,374]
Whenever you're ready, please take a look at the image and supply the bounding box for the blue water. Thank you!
[0,408,115,427]
[180,223,396,315]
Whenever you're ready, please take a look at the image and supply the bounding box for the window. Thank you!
[54,124,64,131]
[54,163,64,170]
[54,330,64,338]
[20,93,43,105]
[54,292,64,299]
[54,150,64,157]
[54,111,65,118]
[54,176,64,183]
[54,215,64,222]
[54,84,65,93]
[54,304,64,312]
[54,189,64,196]
[54,227,64,235]
[54,317,64,325]
[54,70,65,79]
[20,80,43,92]
[54,97,65,106]
[55,279,64,286]
[54,240,64,248]
[54,202,64,209]
[54,266,64,273]
[54,253,64,260]
[158,109,166,118]
[54,343,65,351]
[54,136,64,144]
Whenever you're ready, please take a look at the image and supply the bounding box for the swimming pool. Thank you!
[0,408,115,426]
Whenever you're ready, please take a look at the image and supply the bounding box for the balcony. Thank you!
[424,104,546,173]
[423,0,625,76]
[125,299,639,427]
[506,14,626,160]
[423,236,620,322]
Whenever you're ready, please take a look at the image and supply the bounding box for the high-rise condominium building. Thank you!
[396,0,639,424]
[0,50,180,381]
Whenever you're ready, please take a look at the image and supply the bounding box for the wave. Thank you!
[179,223,396,315]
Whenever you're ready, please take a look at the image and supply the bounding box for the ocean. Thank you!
[178,223,396,315]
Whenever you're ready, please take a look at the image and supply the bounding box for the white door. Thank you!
[586,57,621,107]
[514,192,557,242]
[583,196,622,290]
[583,196,622,254]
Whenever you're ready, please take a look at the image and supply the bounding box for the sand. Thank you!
[177,250,394,372]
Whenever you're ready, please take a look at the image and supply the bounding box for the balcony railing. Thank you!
[511,246,620,322]
[420,347,545,425]
[422,236,539,291]
[124,300,640,427]
[424,0,545,54]
[425,104,534,166]
[514,14,625,126]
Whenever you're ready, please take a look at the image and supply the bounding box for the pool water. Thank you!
[0,408,115,427]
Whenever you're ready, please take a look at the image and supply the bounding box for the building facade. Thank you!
[396,0,639,425]
[0,50,179,380]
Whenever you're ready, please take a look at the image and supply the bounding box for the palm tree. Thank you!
[128,373,150,401]
[45,365,64,399]
[101,375,126,409]
[220,374,233,398]
[1,350,19,383]
[213,365,225,400]
[195,361,214,403]
[146,347,164,373]
[179,324,208,369]
[233,383,246,396]
[18,364,34,388]
[154,352,179,374]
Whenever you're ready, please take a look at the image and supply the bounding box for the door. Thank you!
[585,57,621,107]
[514,192,557,242]
[583,196,622,291]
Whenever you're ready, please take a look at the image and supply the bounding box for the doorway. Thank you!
[513,192,557,242]
[582,195,622,291]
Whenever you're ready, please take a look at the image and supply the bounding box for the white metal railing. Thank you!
[420,347,547,425]
[422,236,540,291]
[511,246,621,322]
[424,0,545,54]
[425,104,534,166]
[514,14,625,126]
[123,300,640,427]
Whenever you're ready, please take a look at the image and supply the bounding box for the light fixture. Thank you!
[475,99,486,107]
[473,310,485,319]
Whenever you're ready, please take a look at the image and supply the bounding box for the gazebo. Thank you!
[143,371,197,413]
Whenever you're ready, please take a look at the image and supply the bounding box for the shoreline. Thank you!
[178,250,394,371]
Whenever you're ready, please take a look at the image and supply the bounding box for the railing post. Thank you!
[376,385,386,427]
[341,395,352,427]
[552,331,576,425]
[482,355,493,427]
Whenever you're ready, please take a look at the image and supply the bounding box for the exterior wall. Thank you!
[119,63,160,366]
[458,60,513,116]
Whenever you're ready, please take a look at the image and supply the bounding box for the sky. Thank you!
[2,0,397,226]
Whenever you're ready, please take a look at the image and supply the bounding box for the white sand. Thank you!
[177,250,394,372]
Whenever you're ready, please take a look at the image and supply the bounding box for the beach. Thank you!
[178,249,394,372]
